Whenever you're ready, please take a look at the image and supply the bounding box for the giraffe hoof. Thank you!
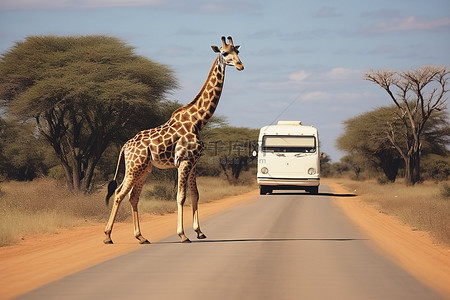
[181,237,191,243]
[197,233,207,239]
[136,235,150,244]
[103,239,114,244]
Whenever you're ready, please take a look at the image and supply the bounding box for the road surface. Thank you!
[18,185,443,300]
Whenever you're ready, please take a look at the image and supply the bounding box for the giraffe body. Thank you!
[104,36,243,244]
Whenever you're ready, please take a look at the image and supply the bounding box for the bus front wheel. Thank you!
[308,186,319,195]
[260,186,272,195]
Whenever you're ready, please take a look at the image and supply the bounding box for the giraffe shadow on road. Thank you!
[317,192,357,197]
[156,237,367,245]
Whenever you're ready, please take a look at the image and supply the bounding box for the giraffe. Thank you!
[104,36,244,244]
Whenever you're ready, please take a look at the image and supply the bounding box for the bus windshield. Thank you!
[262,135,316,153]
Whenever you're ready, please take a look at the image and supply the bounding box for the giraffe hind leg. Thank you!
[104,179,132,244]
[129,173,150,244]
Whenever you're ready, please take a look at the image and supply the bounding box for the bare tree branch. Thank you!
[364,65,449,185]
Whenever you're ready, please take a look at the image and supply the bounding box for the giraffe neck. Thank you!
[172,56,226,131]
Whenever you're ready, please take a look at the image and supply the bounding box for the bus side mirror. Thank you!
[252,150,257,157]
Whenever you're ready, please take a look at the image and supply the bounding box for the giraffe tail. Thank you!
[105,146,125,206]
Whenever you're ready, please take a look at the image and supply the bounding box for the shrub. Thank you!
[145,184,177,201]
[440,183,450,199]
[377,176,390,185]
[422,155,450,183]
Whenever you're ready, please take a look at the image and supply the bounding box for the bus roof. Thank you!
[277,121,302,125]
[259,121,318,138]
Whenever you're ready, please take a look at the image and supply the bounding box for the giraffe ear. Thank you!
[211,45,220,53]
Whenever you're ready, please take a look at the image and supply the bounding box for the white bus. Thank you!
[256,121,320,195]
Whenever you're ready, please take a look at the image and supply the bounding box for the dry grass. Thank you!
[0,175,257,246]
[138,175,257,214]
[0,179,117,246]
[332,177,450,246]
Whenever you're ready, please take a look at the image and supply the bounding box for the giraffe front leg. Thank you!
[188,167,206,240]
[177,160,191,243]
[174,139,188,168]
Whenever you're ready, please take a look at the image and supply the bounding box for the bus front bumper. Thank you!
[257,177,320,187]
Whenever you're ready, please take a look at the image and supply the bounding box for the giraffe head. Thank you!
[211,36,244,71]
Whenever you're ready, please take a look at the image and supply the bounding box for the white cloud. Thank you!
[301,91,332,102]
[300,90,374,103]
[325,67,362,81]
[288,70,309,82]
[258,67,362,93]
[362,16,450,34]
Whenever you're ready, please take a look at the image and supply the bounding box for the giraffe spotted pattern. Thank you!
[104,36,244,244]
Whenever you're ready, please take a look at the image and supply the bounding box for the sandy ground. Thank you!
[1,181,449,299]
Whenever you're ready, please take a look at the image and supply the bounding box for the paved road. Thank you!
[19,185,443,300]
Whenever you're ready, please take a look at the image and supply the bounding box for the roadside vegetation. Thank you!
[0,174,257,247]
[330,177,450,246]
[325,66,450,246]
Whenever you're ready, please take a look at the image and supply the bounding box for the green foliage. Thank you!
[420,111,450,156]
[0,35,177,191]
[364,66,450,186]
[0,118,58,180]
[336,105,449,183]
[421,154,450,182]
[341,155,367,180]
[319,152,332,177]
[336,106,402,182]
[331,162,349,176]
[198,125,259,184]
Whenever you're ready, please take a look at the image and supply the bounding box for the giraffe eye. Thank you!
[222,52,229,57]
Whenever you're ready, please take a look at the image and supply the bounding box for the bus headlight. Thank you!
[308,168,316,175]
[261,167,269,174]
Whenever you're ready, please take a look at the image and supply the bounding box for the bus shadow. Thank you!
[266,191,357,197]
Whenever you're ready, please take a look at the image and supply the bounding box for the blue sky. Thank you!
[1,0,449,161]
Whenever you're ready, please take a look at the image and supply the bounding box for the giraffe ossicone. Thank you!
[104,36,244,244]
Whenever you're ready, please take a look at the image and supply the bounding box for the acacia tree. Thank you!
[336,106,403,182]
[0,35,177,192]
[0,118,54,180]
[337,105,449,182]
[364,66,449,185]
[199,125,259,184]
